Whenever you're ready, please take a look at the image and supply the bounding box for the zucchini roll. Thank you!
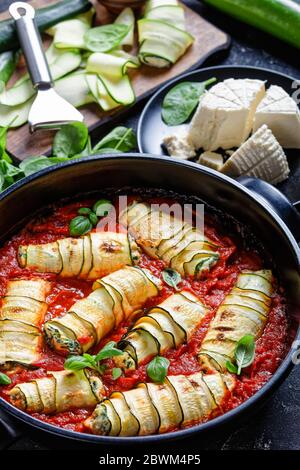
[44,267,161,355]
[0,279,51,365]
[9,369,104,414]
[198,270,274,372]
[84,371,235,436]
[115,291,209,370]
[119,202,219,278]
[18,232,140,279]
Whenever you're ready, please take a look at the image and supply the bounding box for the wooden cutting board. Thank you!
[1,0,229,160]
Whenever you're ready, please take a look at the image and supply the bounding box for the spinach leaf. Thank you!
[69,215,93,237]
[235,335,256,375]
[0,160,23,191]
[147,356,170,383]
[0,371,11,385]
[84,24,130,52]
[161,77,217,126]
[19,155,68,177]
[93,127,136,153]
[53,122,89,158]
[162,268,182,291]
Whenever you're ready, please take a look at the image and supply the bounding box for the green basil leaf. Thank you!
[161,78,217,126]
[226,360,238,374]
[162,268,182,290]
[112,367,122,380]
[147,356,170,383]
[0,371,11,385]
[93,127,136,153]
[78,207,92,216]
[64,356,92,371]
[235,335,256,375]
[69,215,93,237]
[53,122,89,158]
[89,212,99,226]
[95,346,123,362]
[84,24,130,52]
[93,199,113,217]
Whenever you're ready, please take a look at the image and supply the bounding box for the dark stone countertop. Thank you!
[0,0,299,451]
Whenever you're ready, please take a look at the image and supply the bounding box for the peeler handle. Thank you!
[9,2,52,89]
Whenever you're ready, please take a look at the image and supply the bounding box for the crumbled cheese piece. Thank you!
[163,129,196,160]
[198,151,224,171]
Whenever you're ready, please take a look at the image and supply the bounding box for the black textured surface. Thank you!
[0,0,300,451]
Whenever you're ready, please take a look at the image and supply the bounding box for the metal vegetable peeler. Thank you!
[9,2,84,133]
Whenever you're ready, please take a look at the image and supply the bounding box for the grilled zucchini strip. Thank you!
[0,279,51,366]
[116,291,209,369]
[44,267,161,355]
[18,232,140,279]
[84,371,235,436]
[198,270,274,372]
[119,202,219,278]
[9,369,104,414]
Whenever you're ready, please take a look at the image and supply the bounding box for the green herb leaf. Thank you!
[147,356,170,383]
[69,215,93,237]
[162,78,217,126]
[235,335,256,375]
[95,341,123,362]
[93,199,113,217]
[78,207,92,216]
[112,367,122,380]
[162,268,182,290]
[89,212,99,226]
[64,356,92,371]
[0,371,11,385]
[84,24,130,52]
[19,155,67,177]
[53,122,89,158]
[93,127,137,153]
[226,360,238,374]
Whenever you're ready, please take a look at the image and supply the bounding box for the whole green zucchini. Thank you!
[0,0,92,53]
[202,0,300,49]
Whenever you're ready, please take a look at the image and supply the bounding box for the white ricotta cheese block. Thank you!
[221,124,290,185]
[187,79,265,151]
[253,85,300,149]
[163,128,196,160]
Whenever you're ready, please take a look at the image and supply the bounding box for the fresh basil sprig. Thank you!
[0,371,11,385]
[226,335,256,375]
[162,268,182,291]
[162,77,217,126]
[147,356,170,383]
[84,24,130,52]
[69,197,113,237]
[64,341,123,379]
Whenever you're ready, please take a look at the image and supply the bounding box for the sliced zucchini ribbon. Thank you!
[18,232,140,279]
[198,270,274,372]
[120,202,219,278]
[116,291,209,370]
[138,1,194,68]
[9,369,104,414]
[0,279,51,365]
[44,267,161,355]
[84,371,235,436]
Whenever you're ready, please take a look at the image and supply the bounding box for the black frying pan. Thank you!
[0,154,299,445]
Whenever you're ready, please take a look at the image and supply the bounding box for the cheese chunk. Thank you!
[253,85,300,149]
[188,79,265,151]
[163,128,196,160]
[198,151,224,171]
[221,125,290,185]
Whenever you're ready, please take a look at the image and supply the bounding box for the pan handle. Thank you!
[0,411,22,450]
[237,176,300,243]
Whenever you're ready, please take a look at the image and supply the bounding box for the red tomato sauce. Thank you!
[0,196,291,433]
